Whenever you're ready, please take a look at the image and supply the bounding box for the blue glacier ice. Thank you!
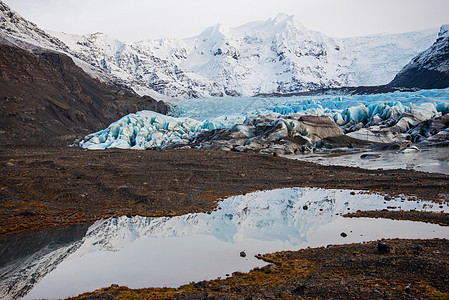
[79,88,449,150]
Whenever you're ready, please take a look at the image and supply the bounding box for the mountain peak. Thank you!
[389,23,449,89]
[272,13,294,23]
[269,13,305,30]
[199,23,230,39]
[439,24,449,38]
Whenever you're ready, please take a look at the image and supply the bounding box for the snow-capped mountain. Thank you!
[49,14,351,99]
[0,1,66,51]
[50,14,438,99]
[390,24,449,89]
[0,2,168,146]
[0,2,440,99]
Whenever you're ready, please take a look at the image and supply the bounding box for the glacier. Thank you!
[16,187,449,300]
[79,88,449,153]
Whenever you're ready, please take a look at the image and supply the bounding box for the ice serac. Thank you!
[79,110,246,150]
[390,24,449,89]
[189,115,343,154]
[49,13,437,99]
[79,88,449,152]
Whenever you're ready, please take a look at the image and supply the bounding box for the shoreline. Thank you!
[71,238,449,299]
[1,146,448,235]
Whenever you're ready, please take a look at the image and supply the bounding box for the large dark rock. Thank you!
[389,25,449,89]
[0,42,168,146]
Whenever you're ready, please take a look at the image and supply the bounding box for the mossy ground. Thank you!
[71,239,449,300]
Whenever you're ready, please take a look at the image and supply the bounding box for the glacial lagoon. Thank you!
[1,188,447,299]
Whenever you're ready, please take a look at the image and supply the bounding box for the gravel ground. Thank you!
[1,146,448,235]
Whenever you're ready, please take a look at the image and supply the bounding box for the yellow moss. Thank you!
[417,283,449,299]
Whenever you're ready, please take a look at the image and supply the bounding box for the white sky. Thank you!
[6,0,449,41]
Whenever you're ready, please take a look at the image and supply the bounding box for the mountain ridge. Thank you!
[44,12,438,99]
[389,24,449,89]
[0,2,443,100]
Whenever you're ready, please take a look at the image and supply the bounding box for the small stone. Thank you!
[203,292,215,299]
[378,241,392,254]
[194,281,207,289]
[240,251,246,257]
[340,232,347,238]
[350,191,356,195]
[413,244,424,256]
[292,284,306,295]
[21,209,36,217]
[262,264,277,273]
[110,284,119,287]
[360,154,381,159]
[303,205,308,210]
[278,292,291,298]
[219,285,231,292]
[414,244,424,251]
[384,195,392,201]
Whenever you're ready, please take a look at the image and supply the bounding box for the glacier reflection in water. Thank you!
[25,188,449,299]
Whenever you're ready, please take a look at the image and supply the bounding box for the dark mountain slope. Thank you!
[389,25,449,89]
[0,42,168,146]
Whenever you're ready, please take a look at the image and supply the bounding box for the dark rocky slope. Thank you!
[0,42,168,146]
[389,25,449,89]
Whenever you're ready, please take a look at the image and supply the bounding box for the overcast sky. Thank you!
[6,0,449,41]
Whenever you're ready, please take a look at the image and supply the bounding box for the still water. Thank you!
[288,147,449,175]
[1,188,447,299]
